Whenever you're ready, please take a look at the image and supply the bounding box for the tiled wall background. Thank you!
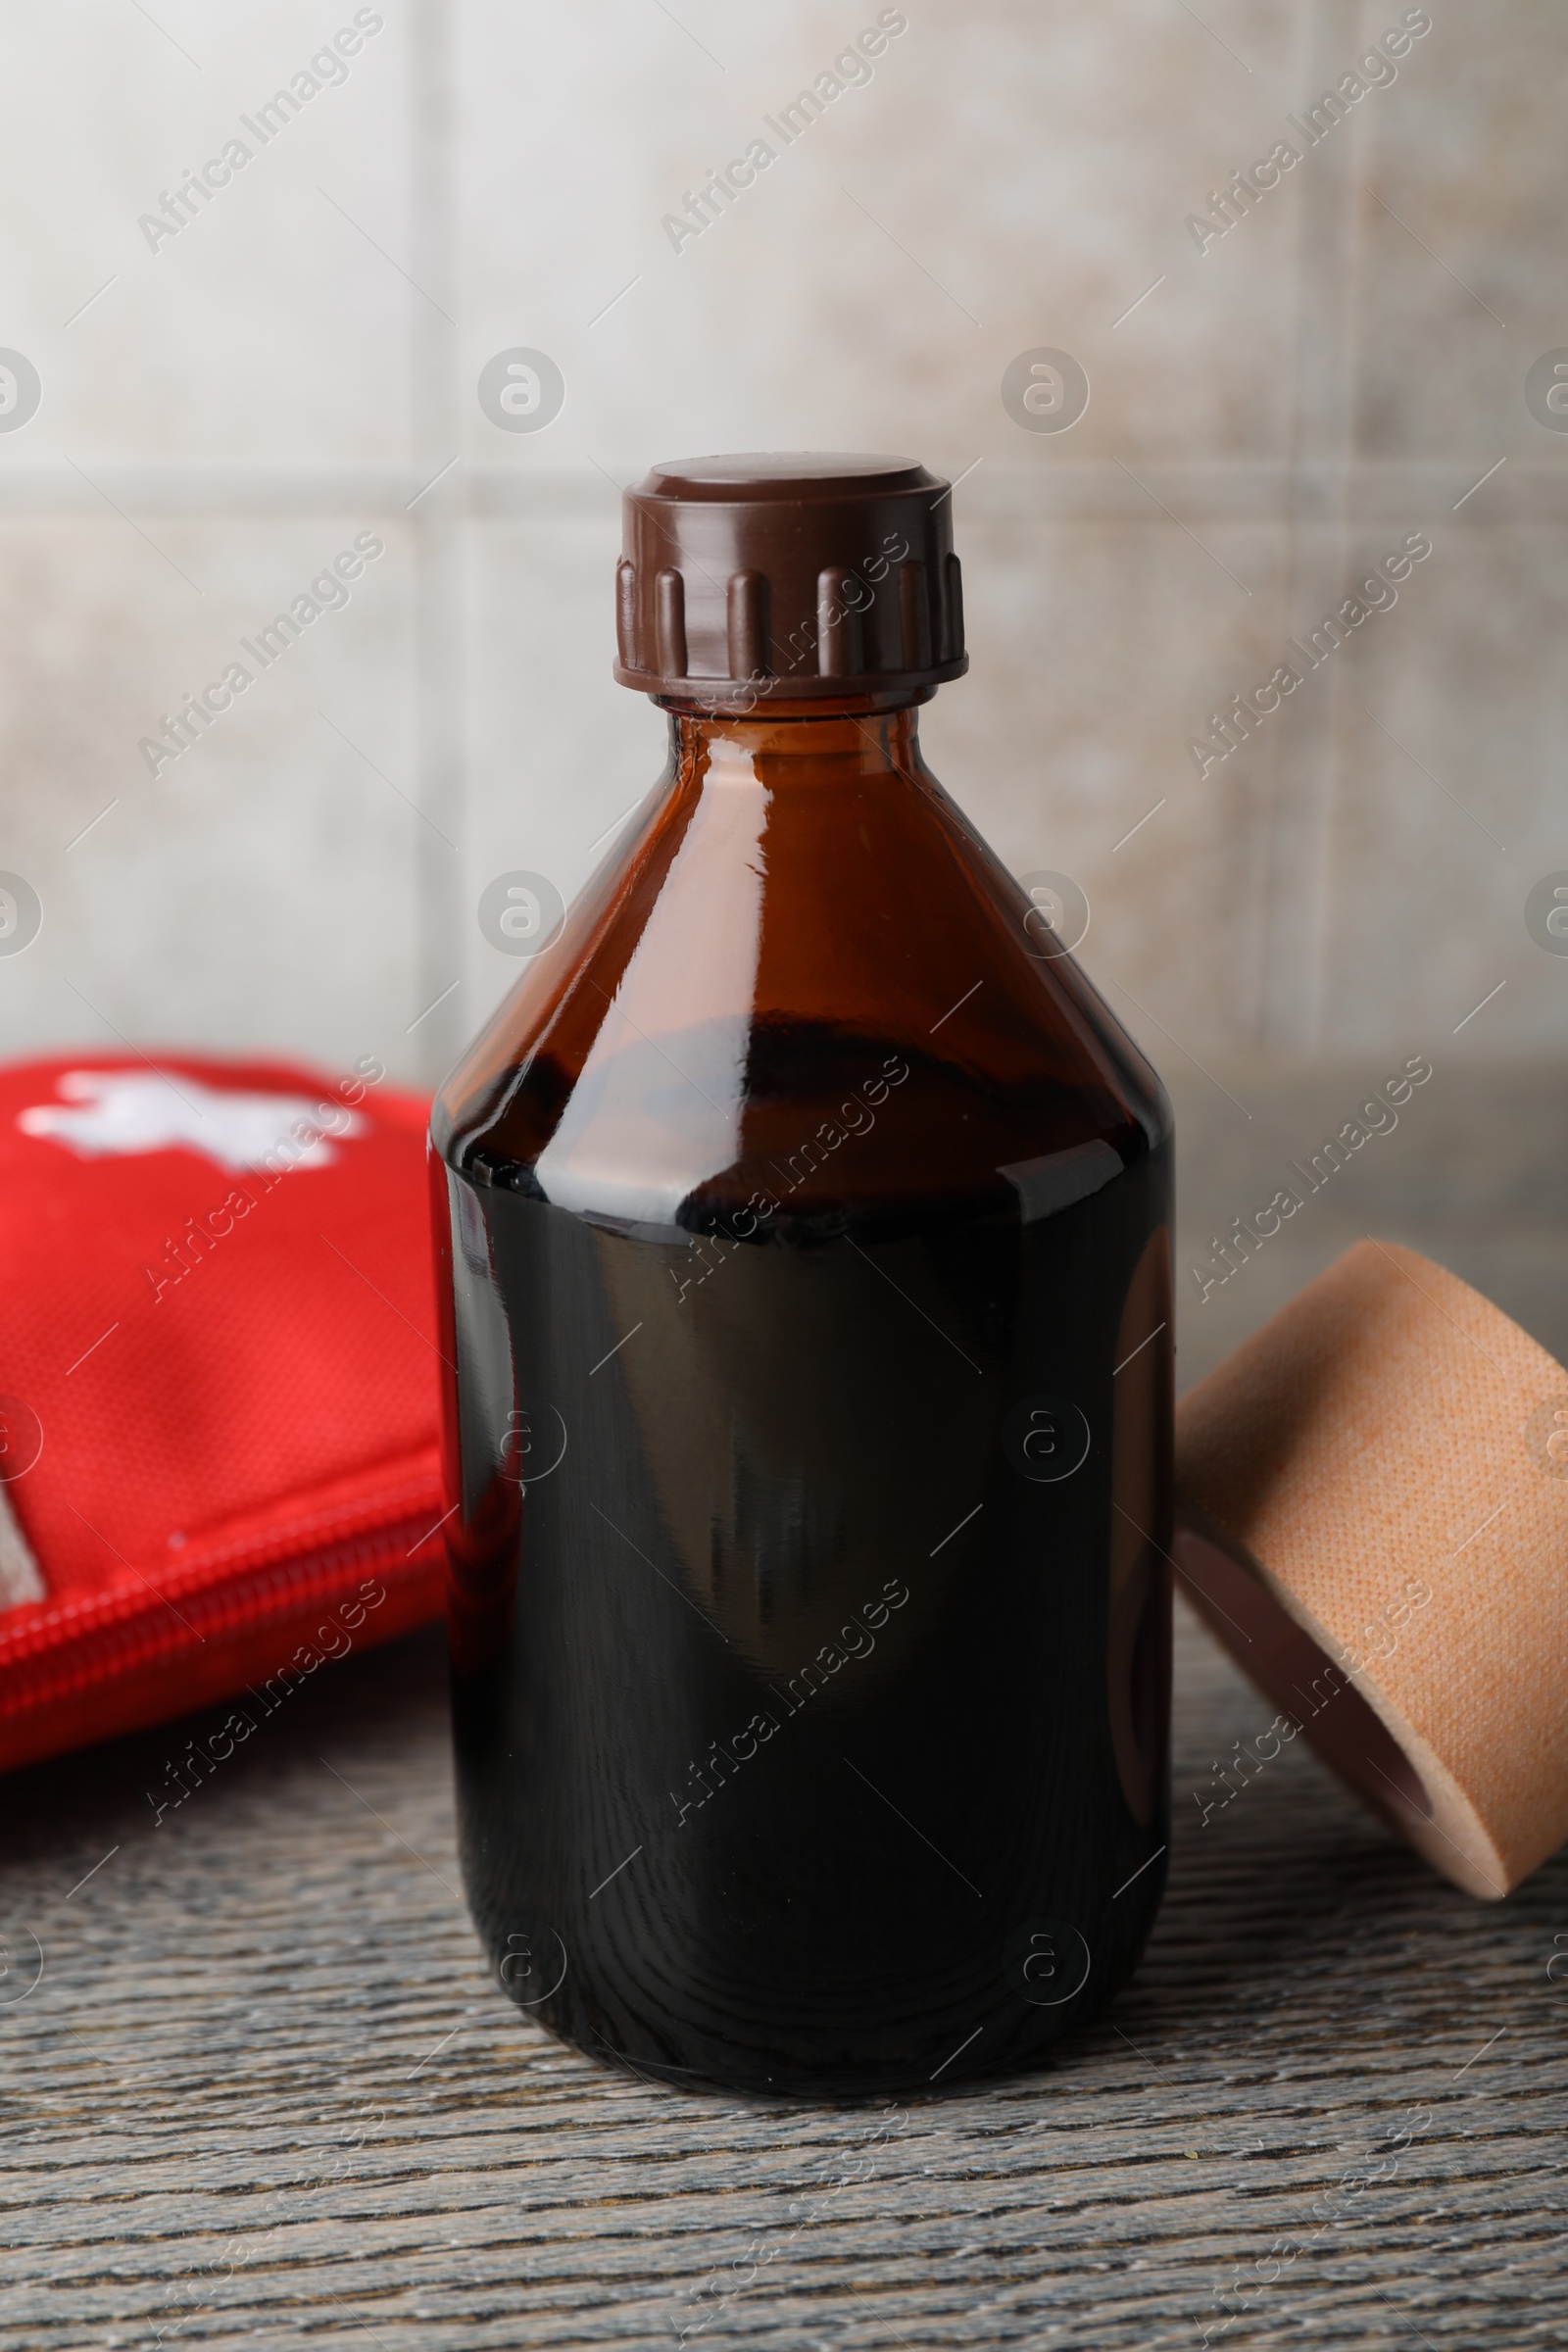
[1,0,1564,1090]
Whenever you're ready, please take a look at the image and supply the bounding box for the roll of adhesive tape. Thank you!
[1174,1239,1568,1898]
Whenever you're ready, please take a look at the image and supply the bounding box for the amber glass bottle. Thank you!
[430,456,1172,2095]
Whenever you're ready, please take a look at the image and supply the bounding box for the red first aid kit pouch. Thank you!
[0,1051,446,1777]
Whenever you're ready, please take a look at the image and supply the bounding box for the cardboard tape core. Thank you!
[1175,1239,1568,1899]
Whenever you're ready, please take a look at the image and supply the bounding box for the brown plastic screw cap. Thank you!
[612,452,968,707]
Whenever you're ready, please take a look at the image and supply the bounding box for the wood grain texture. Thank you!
[2,1065,1565,2349]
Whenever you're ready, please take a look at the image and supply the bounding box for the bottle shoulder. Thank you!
[435,734,1170,1230]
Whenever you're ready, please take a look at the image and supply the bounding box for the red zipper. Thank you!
[0,1488,448,1770]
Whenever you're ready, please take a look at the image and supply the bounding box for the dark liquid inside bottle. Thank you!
[437,976,1172,2093]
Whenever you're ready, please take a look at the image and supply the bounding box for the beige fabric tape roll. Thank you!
[1174,1238,1568,1898]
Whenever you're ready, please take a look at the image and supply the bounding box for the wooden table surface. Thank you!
[3,1065,1565,2349]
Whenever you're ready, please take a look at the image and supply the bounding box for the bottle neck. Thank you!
[662,697,927,786]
